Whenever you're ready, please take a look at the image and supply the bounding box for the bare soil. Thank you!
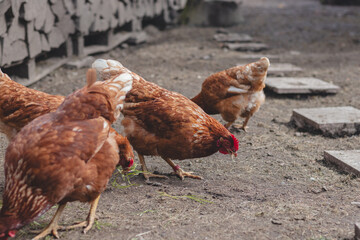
[1,0,360,239]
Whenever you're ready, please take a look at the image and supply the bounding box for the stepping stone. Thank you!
[268,63,302,75]
[237,54,280,62]
[266,77,340,94]
[291,106,360,136]
[224,42,269,52]
[324,150,360,176]
[355,223,360,240]
[214,33,253,43]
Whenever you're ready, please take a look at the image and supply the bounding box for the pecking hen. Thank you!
[0,69,134,171]
[0,66,133,239]
[191,57,270,131]
[93,59,239,181]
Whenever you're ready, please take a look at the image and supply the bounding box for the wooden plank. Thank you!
[7,17,26,42]
[48,27,65,48]
[291,106,360,136]
[57,14,76,37]
[15,57,68,86]
[26,22,42,58]
[324,150,360,176]
[51,0,66,19]
[0,14,6,36]
[0,38,2,65]
[34,0,48,31]
[63,0,76,15]
[0,0,11,16]
[266,77,340,94]
[43,4,56,33]
[10,0,26,18]
[2,38,28,65]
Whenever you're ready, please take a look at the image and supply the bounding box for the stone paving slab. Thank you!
[237,54,280,62]
[267,63,302,75]
[324,150,360,176]
[355,223,360,240]
[214,33,253,42]
[266,77,340,94]
[225,42,269,52]
[291,106,360,136]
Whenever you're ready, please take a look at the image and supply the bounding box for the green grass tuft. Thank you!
[158,192,213,204]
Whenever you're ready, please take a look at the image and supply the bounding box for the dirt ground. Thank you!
[1,0,360,239]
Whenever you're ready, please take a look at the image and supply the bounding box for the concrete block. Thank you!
[324,150,360,176]
[291,106,360,136]
[225,42,268,52]
[181,0,244,27]
[355,223,360,240]
[236,54,280,62]
[268,63,302,75]
[214,33,252,43]
[266,77,340,94]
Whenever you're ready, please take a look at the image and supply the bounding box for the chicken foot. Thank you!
[32,203,67,240]
[61,194,100,234]
[163,158,203,180]
[138,153,168,180]
[232,116,250,132]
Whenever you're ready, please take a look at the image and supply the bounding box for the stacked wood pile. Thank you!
[0,0,186,84]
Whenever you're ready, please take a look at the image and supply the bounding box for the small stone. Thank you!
[271,219,282,225]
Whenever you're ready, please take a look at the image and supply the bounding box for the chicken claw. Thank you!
[171,165,203,180]
[138,153,168,180]
[32,204,66,240]
[232,124,248,132]
[61,195,100,234]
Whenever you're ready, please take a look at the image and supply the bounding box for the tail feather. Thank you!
[86,69,97,87]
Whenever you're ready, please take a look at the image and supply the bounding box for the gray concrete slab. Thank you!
[225,42,269,52]
[291,106,360,136]
[268,63,302,75]
[237,54,280,62]
[214,33,253,43]
[266,77,340,94]
[355,223,360,240]
[324,150,360,176]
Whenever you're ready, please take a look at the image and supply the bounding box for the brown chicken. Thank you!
[93,59,239,181]
[191,57,270,131]
[0,66,133,239]
[0,69,134,171]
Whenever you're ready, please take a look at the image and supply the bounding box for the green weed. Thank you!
[158,192,213,204]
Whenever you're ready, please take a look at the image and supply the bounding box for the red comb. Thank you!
[129,158,134,168]
[231,134,239,151]
[8,231,16,238]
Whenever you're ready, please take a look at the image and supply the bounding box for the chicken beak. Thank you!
[229,150,237,161]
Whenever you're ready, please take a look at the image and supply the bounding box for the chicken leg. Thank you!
[138,153,168,180]
[163,158,203,180]
[32,203,66,240]
[61,194,100,234]
[233,116,250,132]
